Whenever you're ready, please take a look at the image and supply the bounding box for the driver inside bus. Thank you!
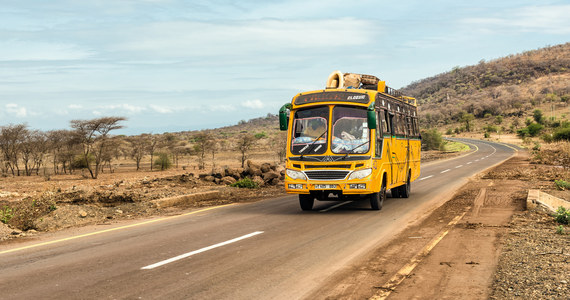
[304,118,327,139]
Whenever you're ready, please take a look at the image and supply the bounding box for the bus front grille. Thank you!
[305,170,350,180]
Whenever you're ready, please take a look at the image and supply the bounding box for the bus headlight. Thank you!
[348,168,372,180]
[286,169,307,180]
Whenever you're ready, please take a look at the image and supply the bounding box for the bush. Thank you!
[555,206,570,225]
[553,127,570,141]
[421,129,444,151]
[230,177,258,189]
[154,152,172,170]
[555,180,570,191]
[1,206,14,224]
[254,132,267,139]
[71,154,95,169]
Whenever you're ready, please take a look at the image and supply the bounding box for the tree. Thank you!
[275,131,287,163]
[20,130,47,176]
[421,129,444,151]
[460,112,475,132]
[0,124,28,176]
[236,133,256,167]
[127,135,149,171]
[533,109,544,124]
[147,134,159,171]
[70,117,126,179]
[193,132,214,170]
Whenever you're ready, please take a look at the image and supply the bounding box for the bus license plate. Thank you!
[314,184,337,189]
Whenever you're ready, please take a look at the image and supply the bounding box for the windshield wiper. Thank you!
[344,140,370,159]
[300,130,327,159]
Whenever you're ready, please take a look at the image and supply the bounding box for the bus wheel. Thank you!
[371,181,386,210]
[400,173,411,198]
[391,188,400,198]
[299,194,314,211]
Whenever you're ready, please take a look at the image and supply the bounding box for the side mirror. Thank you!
[367,103,377,130]
[279,103,292,131]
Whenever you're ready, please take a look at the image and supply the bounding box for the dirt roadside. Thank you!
[312,151,569,299]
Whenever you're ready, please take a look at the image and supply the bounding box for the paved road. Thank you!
[0,139,517,300]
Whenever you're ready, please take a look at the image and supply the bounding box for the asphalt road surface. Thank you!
[0,139,517,300]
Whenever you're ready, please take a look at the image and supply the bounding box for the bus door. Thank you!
[404,115,411,181]
[388,111,398,185]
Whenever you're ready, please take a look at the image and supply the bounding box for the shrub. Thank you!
[254,132,267,139]
[71,154,95,169]
[553,127,570,141]
[555,180,570,191]
[555,206,570,225]
[533,109,544,124]
[1,206,14,224]
[421,129,444,151]
[230,177,258,189]
[154,152,172,170]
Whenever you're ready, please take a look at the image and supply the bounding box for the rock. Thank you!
[225,168,241,180]
[260,163,271,173]
[247,167,262,177]
[115,209,123,214]
[253,176,265,187]
[222,176,237,185]
[214,178,221,184]
[276,166,285,174]
[211,167,224,178]
[79,210,88,218]
[246,160,260,170]
[263,171,279,181]
[203,175,215,182]
[269,178,281,186]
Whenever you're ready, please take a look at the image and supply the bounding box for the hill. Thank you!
[401,43,570,131]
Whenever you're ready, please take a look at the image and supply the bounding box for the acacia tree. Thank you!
[70,117,126,179]
[193,132,214,170]
[127,135,149,171]
[0,124,28,176]
[236,133,256,168]
[147,134,159,171]
[20,130,48,176]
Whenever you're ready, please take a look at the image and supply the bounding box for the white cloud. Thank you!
[462,5,570,34]
[68,104,83,109]
[101,104,147,114]
[5,103,27,117]
[241,99,264,109]
[0,40,94,61]
[114,18,375,58]
[149,104,173,114]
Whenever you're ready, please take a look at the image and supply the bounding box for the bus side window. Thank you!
[388,112,395,136]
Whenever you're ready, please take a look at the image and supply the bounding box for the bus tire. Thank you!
[371,180,386,210]
[391,187,400,198]
[299,194,314,211]
[399,172,411,198]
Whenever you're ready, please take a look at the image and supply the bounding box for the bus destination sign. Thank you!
[294,91,370,106]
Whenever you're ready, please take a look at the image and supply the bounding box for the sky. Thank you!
[1,0,569,135]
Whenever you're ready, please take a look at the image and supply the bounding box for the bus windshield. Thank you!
[291,106,329,155]
[332,106,369,154]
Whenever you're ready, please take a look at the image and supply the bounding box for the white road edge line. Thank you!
[319,201,353,212]
[141,231,264,270]
[455,165,463,168]
[418,175,434,181]
[467,162,472,165]
[440,169,451,174]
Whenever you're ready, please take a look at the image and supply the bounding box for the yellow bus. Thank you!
[279,71,421,211]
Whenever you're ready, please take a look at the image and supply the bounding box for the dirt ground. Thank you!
[312,151,569,299]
